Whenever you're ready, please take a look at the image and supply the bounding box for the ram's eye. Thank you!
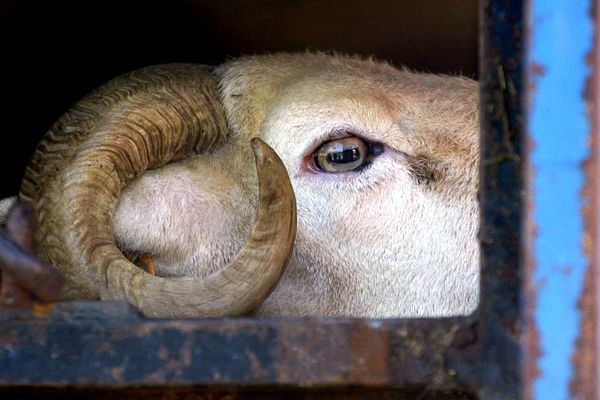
[313,137,383,173]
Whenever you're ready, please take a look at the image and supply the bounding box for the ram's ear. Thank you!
[112,155,258,279]
[215,55,299,140]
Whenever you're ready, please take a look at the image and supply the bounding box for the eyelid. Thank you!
[307,128,379,156]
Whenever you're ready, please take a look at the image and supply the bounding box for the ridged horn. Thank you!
[18,64,297,317]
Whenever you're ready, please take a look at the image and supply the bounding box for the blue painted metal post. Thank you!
[525,0,597,399]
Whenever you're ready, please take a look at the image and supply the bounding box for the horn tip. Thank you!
[250,137,268,164]
[251,138,288,177]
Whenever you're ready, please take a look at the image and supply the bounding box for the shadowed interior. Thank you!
[0,0,477,198]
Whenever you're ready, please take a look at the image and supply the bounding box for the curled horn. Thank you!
[18,64,297,317]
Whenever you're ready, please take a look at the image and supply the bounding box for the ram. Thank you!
[3,53,480,318]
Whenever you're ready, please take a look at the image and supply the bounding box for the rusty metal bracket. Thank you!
[0,304,478,397]
[0,0,598,399]
[0,1,522,398]
[478,0,525,398]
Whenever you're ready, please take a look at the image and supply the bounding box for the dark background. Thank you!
[0,0,478,199]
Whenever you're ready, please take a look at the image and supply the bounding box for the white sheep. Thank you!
[5,53,480,318]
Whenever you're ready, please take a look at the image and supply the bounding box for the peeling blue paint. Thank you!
[528,1,593,399]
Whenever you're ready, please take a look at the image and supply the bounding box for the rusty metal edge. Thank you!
[478,0,525,399]
[525,0,595,399]
[0,1,530,396]
[523,1,540,398]
[0,301,478,391]
[0,386,477,400]
[571,0,600,398]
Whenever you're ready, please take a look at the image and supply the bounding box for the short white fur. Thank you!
[111,53,480,317]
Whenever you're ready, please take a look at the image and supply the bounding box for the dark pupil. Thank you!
[327,146,360,164]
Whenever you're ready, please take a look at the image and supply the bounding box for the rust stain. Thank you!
[164,359,185,379]
[144,370,167,382]
[570,2,599,397]
[530,62,547,77]
[348,322,389,384]
[31,301,55,317]
[180,337,193,367]
[524,129,541,400]
[111,367,124,381]
[96,341,113,354]
[274,320,395,385]
[245,349,270,380]
[158,346,169,361]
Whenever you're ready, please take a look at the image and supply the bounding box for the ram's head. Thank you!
[15,53,479,318]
